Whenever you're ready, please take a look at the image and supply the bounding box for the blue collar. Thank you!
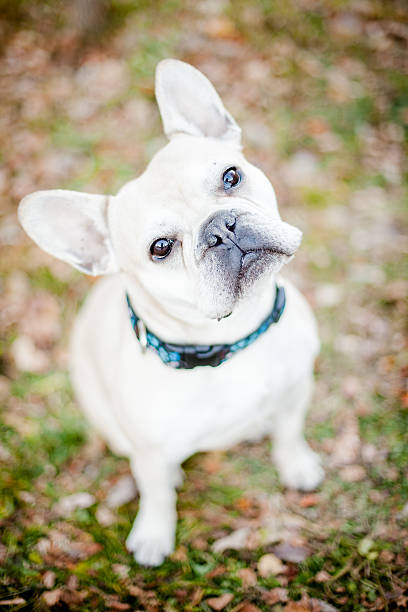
[126,285,285,369]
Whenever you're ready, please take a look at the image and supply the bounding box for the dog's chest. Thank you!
[116,325,311,461]
[71,277,318,463]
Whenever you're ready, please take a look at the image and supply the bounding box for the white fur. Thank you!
[18,59,323,566]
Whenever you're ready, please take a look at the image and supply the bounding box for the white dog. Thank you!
[18,59,323,566]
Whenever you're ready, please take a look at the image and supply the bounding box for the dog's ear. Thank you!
[155,59,241,145]
[18,190,118,276]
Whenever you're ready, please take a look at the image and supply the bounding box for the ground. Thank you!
[0,1,407,610]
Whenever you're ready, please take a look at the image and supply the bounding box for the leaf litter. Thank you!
[0,0,407,610]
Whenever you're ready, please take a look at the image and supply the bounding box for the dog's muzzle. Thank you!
[196,208,297,264]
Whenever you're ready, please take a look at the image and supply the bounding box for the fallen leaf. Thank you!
[212,527,250,553]
[299,493,320,508]
[54,492,95,517]
[237,604,262,612]
[315,570,331,583]
[283,603,310,612]
[127,585,158,609]
[206,593,234,610]
[171,545,188,562]
[204,17,240,40]
[379,549,394,563]
[95,504,116,526]
[237,567,257,587]
[191,588,204,606]
[207,566,227,579]
[272,542,310,563]
[262,587,289,605]
[202,451,224,474]
[106,475,137,508]
[42,589,62,606]
[257,553,286,577]
[42,570,56,589]
[61,589,87,605]
[36,524,102,566]
[11,335,50,373]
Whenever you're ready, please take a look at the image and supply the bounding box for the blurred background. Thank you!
[0,1,407,610]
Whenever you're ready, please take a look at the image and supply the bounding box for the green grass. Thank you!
[0,0,407,609]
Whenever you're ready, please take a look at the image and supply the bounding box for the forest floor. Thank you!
[0,1,407,610]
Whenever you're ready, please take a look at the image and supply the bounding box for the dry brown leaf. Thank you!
[107,602,131,611]
[42,569,56,589]
[237,567,257,587]
[204,17,240,40]
[171,545,188,562]
[191,588,204,606]
[36,524,102,566]
[207,566,227,579]
[128,585,159,610]
[299,493,320,508]
[42,588,62,606]
[236,604,262,612]
[315,570,331,583]
[262,588,289,605]
[284,603,310,612]
[206,593,234,610]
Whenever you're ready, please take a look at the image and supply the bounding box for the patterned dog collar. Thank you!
[126,285,286,369]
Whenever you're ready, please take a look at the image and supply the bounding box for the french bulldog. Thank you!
[18,59,323,566]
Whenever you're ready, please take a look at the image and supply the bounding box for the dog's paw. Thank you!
[126,517,174,567]
[274,443,324,491]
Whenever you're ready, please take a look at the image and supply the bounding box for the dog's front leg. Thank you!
[271,374,324,491]
[126,448,178,566]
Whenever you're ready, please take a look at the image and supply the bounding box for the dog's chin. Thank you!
[238,250,291,296]
[197,250,290,321]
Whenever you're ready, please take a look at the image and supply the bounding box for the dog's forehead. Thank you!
[114,134,279,241]
[146,136,245,185]
[117,136,246,214]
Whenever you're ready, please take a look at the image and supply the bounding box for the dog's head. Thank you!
[19,60,301,320]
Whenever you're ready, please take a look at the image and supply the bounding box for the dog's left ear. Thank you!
[155,59,241,145]
[18,190,119,276]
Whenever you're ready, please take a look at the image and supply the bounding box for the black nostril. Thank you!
[225,216,236,232]
[208,234,223,247]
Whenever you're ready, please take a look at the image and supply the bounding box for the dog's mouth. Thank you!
[240,247,291,269]
[214,247,291,320]
[195,212,302,320]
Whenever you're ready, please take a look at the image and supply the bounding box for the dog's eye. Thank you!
[150,238,174,260]
[223,167,241,191]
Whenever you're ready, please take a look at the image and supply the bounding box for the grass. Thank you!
[0,0,407,609]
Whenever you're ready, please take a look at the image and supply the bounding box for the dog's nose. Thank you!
[204,211,237,248]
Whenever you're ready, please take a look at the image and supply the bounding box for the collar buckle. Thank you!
[136,319,147,352]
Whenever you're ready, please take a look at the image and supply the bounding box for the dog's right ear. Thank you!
[18,190,118,276]
[155,59,241,145]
